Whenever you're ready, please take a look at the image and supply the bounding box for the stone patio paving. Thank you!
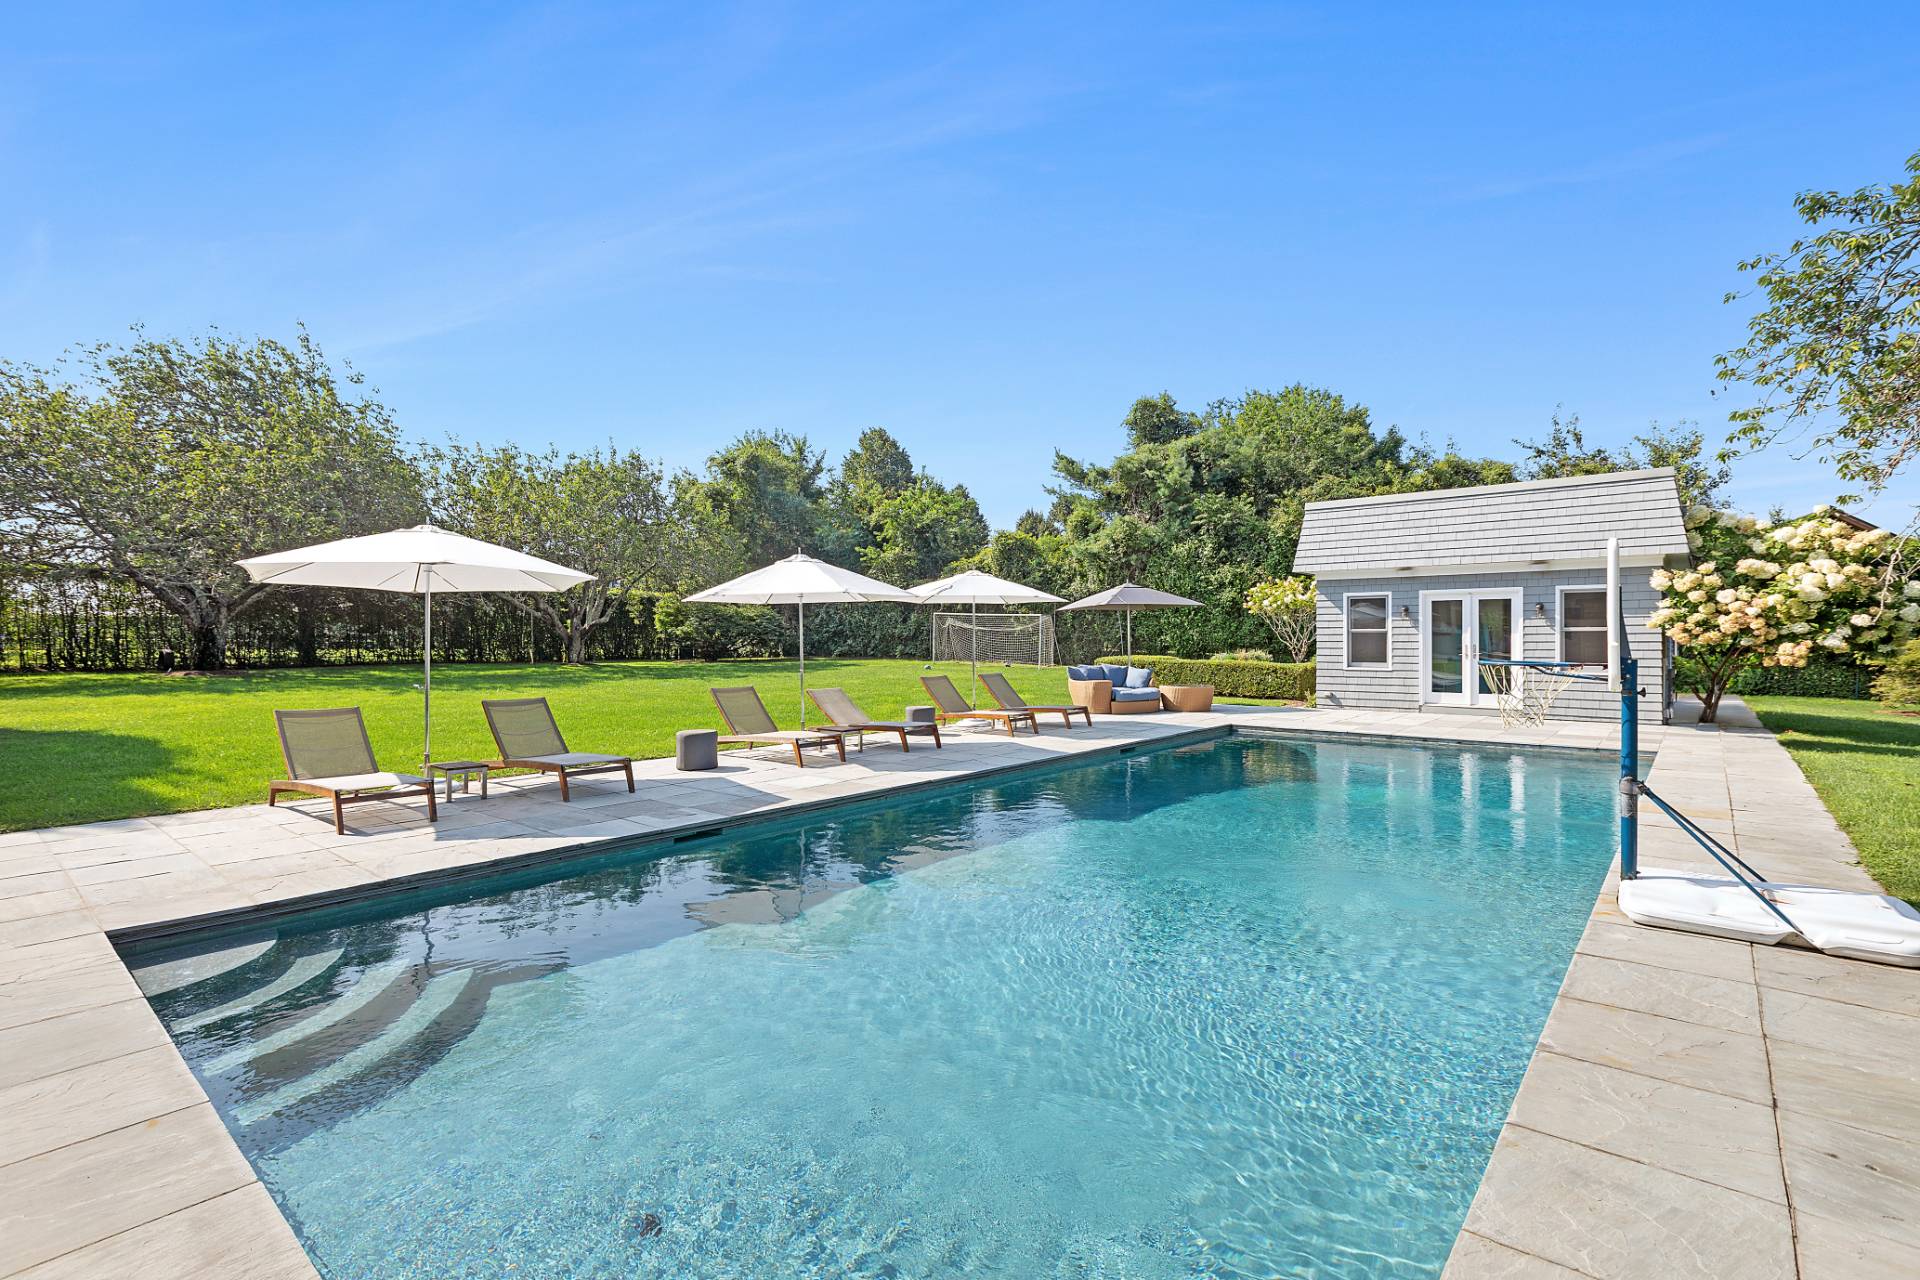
[0,698,1911,1278]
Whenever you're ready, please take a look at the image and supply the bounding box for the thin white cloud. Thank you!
[1443,133,1728,203]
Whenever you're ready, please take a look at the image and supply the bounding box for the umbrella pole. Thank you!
[1125,608,1132,663]
[422,580,433,768]
[970,599,979,707]
[798,600,806,728]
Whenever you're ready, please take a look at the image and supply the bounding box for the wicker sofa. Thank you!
[1066,663,1161,714]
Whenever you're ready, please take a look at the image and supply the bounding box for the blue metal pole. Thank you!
[1619,656,1639,880]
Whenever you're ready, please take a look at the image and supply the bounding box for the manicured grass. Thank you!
[0,659,1287,832]
[1744,696,1920,905]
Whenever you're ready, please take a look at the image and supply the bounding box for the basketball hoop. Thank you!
[1478,659,1583,727]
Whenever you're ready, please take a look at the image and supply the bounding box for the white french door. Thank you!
[1420,589,1522,707]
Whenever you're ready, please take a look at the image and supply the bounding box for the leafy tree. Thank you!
[857,481,990,585]
[1717,151,1920,490]
[0,328,420,668]
[677,431,834,571]
[1245,576,1317,661]
[835,427,916,501]
[1515,411,1731,508]
[826,427,988,583]
[426,442,679,663]
[1122,392,1201,449]
[1872,637,1920,707]
[1649,506,1916,720]
[1013,508,1054,537]
[1045,385,1513,654]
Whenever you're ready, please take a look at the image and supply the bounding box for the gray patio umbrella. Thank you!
[1056,583,1202,663]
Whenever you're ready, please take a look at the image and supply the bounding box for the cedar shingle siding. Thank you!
[1292,470,1690,724]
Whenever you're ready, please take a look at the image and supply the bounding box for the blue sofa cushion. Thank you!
[1110,687,1161,702]
[1123,666,1154,688]
[1099,663,1130,685]
[1066,664,1104,682]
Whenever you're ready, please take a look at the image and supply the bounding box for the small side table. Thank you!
[676,728,719,771]
[427,760,491,802]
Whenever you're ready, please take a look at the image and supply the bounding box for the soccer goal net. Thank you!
[932,612,1056,667]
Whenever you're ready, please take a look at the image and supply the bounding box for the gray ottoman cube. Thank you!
[675,728,719,771]
[904,705,937,724]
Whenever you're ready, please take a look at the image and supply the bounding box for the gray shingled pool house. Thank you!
[1291,468,1689,723]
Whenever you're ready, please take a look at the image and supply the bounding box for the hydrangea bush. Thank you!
[1244,576,1317,662]
[1649,505,1919,720]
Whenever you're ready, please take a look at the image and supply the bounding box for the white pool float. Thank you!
[1620,867,1920,967]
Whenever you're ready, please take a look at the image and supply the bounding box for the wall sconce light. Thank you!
[1398,604,1412,620]
[1533,602,1548,621]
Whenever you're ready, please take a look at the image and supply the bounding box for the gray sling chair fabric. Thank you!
[918,674,1040,736]
[709,686,850,767]
[806,686,943,752]
[977,672,1092,728]
[481,697,634,801]
[269,707,437,834]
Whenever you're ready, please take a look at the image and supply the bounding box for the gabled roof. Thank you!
[1292,468,1688,575]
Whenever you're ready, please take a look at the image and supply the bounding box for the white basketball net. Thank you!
[1478,661,1579,728]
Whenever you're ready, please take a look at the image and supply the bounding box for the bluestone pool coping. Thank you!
[0,698,1911,1278]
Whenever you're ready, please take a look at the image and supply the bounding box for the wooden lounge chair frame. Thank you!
[919,674,1040,736]
[481,697,635,801]
[268,707,437,834]
[979,672,1092,728]
[711,686,851,767]
[807,687,943,752]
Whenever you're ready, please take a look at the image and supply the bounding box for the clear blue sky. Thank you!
[6,3,1918,527]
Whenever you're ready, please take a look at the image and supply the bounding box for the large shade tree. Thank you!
[426,442,681,663]
[0,329,420,668]
[1022,385,1514,654]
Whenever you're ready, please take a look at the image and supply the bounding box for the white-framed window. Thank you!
[1557,586,1608,666]
[1343,593,1390,668]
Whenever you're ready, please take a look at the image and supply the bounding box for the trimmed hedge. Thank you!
[1097,653,1315,701]
[1676,654,1878,701]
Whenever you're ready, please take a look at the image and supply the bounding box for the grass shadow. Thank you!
[0,728,179,831]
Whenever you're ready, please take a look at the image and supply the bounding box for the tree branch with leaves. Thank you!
[1717,151,1920,492]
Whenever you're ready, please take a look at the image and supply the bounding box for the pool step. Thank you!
[203,956,415,1074]
[131,935,277,997]
[176,948,345,1032]
[235,968,474,1124]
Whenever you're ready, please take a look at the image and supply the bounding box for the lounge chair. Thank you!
[711,686,851,767]
[807,687,943,752]
[268,707,437,834]
[919,674,1040,736]
[979,672,1092,728]
[481,697,635,801]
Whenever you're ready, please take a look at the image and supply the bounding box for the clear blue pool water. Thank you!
[129,734,1616,1279]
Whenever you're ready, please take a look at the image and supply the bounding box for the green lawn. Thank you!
[1744,696,1920,905]
[0,659,1285,832]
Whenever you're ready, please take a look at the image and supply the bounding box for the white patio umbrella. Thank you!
[683,553,916,726]
[236,524,592,766]
[1057,582,1202,663]
[907,569,1064,706]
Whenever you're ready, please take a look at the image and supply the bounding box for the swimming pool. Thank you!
[126,733,1617,1278]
